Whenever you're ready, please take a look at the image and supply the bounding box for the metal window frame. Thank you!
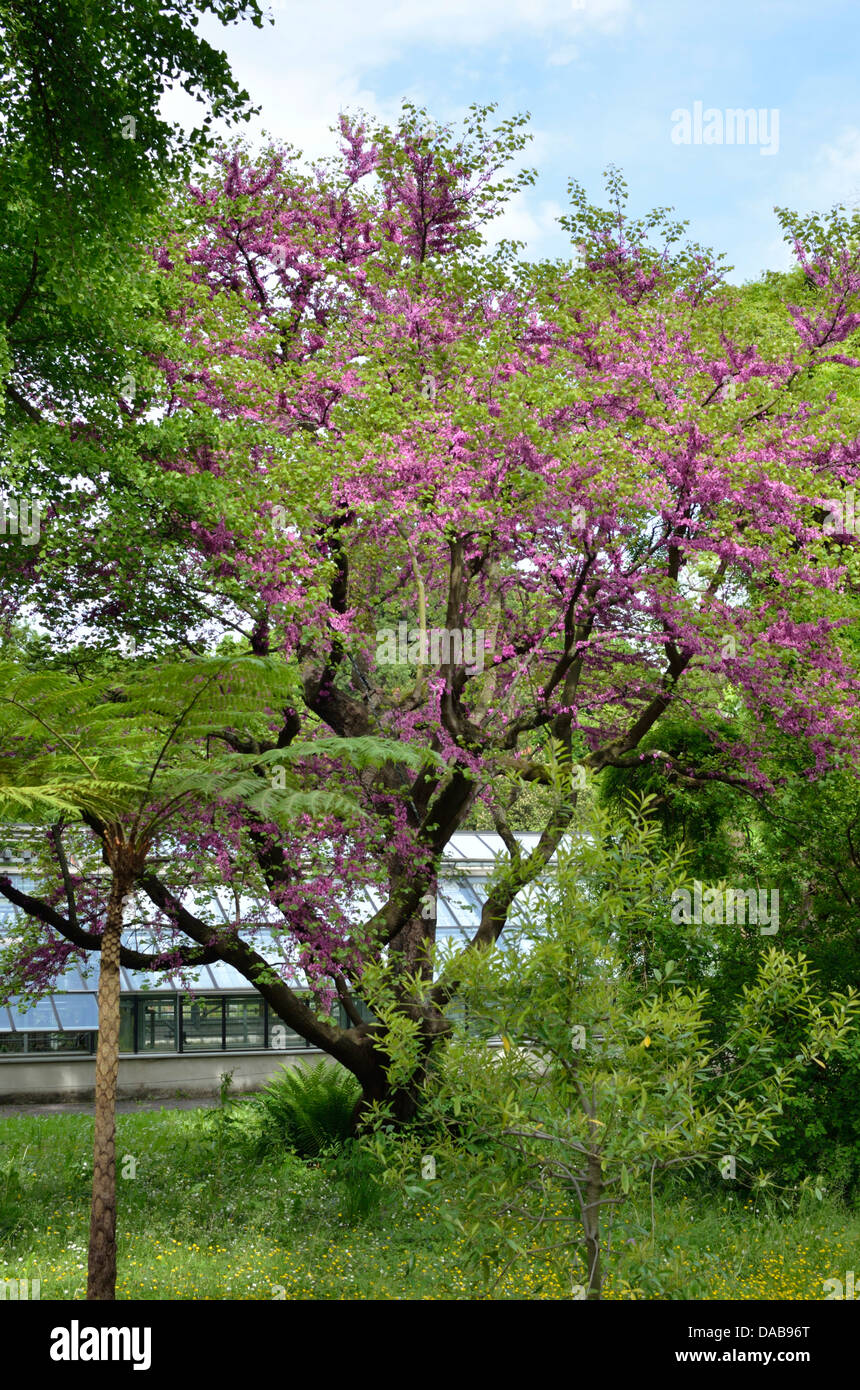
[178,994,226,1053]
[7,1029,96,1056]
[137,995,178,1052]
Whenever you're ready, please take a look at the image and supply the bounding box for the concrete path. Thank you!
[0,1095,220,1118]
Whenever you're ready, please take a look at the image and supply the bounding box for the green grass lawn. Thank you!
[1,1107,857,1300]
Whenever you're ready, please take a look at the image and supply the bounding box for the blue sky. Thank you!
[166,0,860,284]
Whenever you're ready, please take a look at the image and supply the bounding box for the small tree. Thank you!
[0,654,388,1298]
[366,799,859,1298]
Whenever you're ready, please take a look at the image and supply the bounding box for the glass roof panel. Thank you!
[437,922,473,946]
[53,994,99,1030]
[435,892,459,927]
[471,833,506,860]
[439,836,471,861]
[204,959,252,990]
[439,882,482,927]
[55,962,92,991]
[122,969,186,993]
[7,996,59,1031]
[176,965,218,992]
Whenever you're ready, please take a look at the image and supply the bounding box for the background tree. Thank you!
[600,712,860,1195]
[0,0,268,635]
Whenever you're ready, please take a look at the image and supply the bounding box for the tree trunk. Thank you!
[351,1021,447,1131]
[583,1149,603,1301]
[87,874,128,1301]
[354,1076,423,1129]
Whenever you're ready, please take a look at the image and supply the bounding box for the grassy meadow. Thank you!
[1,1106,857,1301]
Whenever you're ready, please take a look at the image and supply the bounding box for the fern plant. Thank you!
[0,656,433,825]
[255,1061,361,1159]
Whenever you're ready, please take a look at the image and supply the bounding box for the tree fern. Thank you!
[0,657,438,832]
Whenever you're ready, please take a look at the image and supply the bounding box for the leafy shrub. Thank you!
[249,1061,361,1160]
[323,1139,387,1223]
[219,1097,267,1156]
[0,1151,24,1235]
[366,799,860,1299]
[767,1040,860,1200]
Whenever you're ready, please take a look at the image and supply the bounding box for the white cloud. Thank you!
[264,0,631,52]
[486,192,565,256]
[779,127,860,214]
[716,128,860,283]
[546,45,579,66]
[160,0,632,158]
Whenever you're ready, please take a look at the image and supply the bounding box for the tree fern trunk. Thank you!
[87,873,128,1301]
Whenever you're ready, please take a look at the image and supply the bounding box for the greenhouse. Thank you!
[0,832,539,1101]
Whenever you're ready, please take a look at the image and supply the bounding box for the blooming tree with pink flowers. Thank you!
[4,109,860,1119]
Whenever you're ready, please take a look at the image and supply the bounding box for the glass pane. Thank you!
[0,1033,24,1053]
[205,959,249,990]
[436,892,459,927]
[0,1006,12,1033]
[175,965,218,992]
[225,997,264,1050]
[266,1005,302,1051]
[53,995,99,1030]
[7,997,58,1031]
[456,878,485,909]
[180,997,223,1051]
[441,880,482,926]
[137,997,177,1051]
[27,1031,93,1054]
[76,962,100,989]
[55,963,88,991]
[119,998,135,1053]
[123,970,179,992]
[445,997,467,1028]
[337,997,374,1028]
